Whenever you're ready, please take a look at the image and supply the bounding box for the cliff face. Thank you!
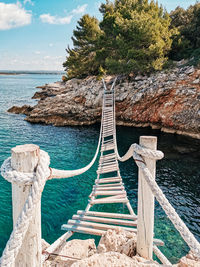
[8,65,200,139]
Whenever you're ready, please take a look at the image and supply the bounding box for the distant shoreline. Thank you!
[0,73,20,75]
[0,71,65,75]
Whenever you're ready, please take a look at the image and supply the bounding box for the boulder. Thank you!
[177,252,200,267]
[43,239,96,267]
[97,227,137,258]
[7,105,33,115]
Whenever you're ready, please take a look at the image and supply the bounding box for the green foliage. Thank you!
[63,15,102,79]
[63,0,173,78]
[98,0,172,74]
[169,3,200,60]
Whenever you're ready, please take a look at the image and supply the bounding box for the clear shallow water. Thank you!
[0,74,199,263]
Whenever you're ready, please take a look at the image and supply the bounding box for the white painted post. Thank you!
[136,136,157,259]
[11,144,42,267]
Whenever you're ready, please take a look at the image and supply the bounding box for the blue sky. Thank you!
[0,0,198,71]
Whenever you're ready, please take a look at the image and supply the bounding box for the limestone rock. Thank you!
[177,252,200,267]
[44,239,96,267]
[71,251,159,267]
[97,227,137,258]
[7,105,33,115]
[8,65,200,139]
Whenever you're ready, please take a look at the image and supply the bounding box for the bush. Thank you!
[169,3,200,60]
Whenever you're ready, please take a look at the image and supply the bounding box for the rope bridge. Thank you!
[0,78,200,266]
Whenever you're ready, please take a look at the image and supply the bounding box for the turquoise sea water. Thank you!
[0,74,199,263]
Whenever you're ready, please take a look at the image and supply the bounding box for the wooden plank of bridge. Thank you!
[77,210,137,220]
[72,215,137,227]
[66,220,137,233]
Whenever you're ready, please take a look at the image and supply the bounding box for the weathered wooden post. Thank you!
[11,144,41,267]
[137,136,157,259]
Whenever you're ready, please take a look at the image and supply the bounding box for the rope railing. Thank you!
[49,91,104,179]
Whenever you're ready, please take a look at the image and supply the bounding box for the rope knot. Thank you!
[1,150,50,186]
[133,143,164,160]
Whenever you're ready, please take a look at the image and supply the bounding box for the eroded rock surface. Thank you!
[43,239,96,267]
[42,232,200,266]
[7,105,33,115]
[176,252,200,267]
[97,227,137,257]
[8,64,200,139]
[71,251,159,267]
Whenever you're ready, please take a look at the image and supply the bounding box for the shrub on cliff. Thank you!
[63,0,173,78]
[169,3,200,61]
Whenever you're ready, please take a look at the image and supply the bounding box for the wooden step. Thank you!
[97,168,119,174]
[66,220,137,233]
[103,116,113,121]
[103,116,113,120]
[77,210,137,220]
[98,165,118,171]
[103,124,113,128]
[103,132,113,137]
[72,215,137,227]
[100,153,116,160]
[94,183,124,188]
[93,186,124,191]
[90,197,128,204]
[61,224,105,236]
[98,164,118,170]
[102,139,114,144]
[98,163,118,169]
[97,168,118,173]
[98,162,117,168]
[101,146,115,153]
[99,160,117,165]
[93,190,126,196]
[101,141,114,147]
[103,126,113,131]
[95,177,122,183]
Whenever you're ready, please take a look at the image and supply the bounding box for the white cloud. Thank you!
[72,4,88,14]
[49,43,53,47]
[34,51,41,55]
[40,13,72,25]
[23,0,34,6]
[0,53,65,71]
[0,2,32,30]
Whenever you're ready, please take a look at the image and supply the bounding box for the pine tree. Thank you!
[63,15,102,79]
[169,3,200,60]
[98,0,172,74]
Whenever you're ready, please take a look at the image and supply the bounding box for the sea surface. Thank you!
[0,73,199,263]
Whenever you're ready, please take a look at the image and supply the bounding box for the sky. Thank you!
[0,0,198,71]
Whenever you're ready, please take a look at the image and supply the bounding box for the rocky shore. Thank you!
[43,228,199,266]
[8,63,200,139]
